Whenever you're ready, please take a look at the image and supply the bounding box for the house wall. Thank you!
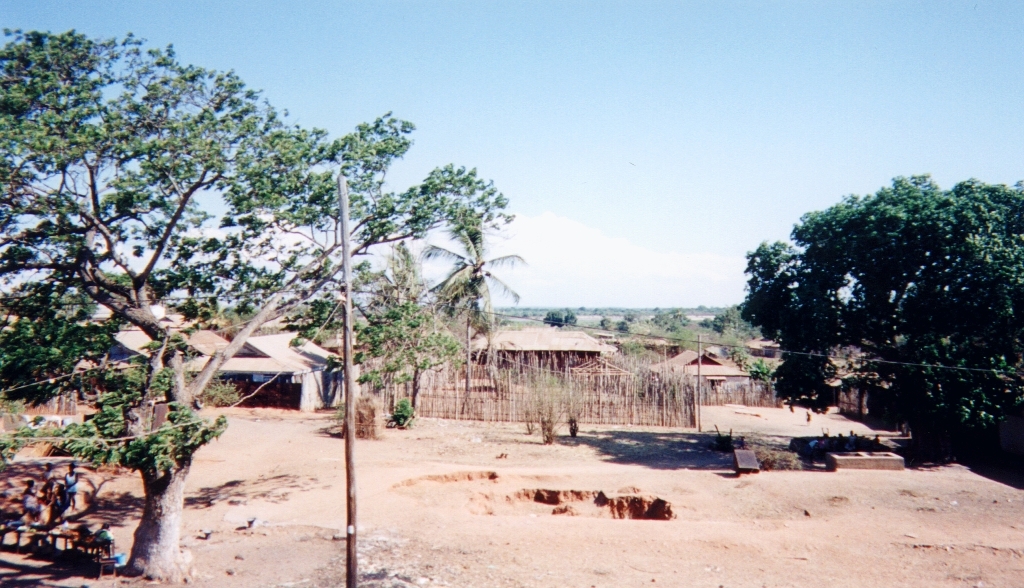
[299,370,341,412]
[223,375,302,409]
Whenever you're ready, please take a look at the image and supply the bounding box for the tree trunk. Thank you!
[126,463,193,582]
[411,367,421,410]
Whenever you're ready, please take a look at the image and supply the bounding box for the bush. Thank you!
[524,374,572,444]
[751,444,802,471]
[389,398,415,428]
[200,379,240,407]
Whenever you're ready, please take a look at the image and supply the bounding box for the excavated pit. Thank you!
[394,470,500,488]
[506,488,675,520]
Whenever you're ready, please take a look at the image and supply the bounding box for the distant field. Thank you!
[495,307,728,321]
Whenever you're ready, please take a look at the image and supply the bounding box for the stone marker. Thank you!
[826,451,904,471]
[733,449,760,474]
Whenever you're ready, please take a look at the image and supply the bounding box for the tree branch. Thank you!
[138,169,216,282]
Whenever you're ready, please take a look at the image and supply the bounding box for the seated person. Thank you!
[21,481,42,523]
[94,523,112,543]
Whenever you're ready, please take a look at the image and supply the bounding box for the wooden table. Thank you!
[48,528,78,552]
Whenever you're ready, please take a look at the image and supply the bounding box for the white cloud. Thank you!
[423,212,748,308]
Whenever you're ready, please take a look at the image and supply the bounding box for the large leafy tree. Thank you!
[0,30,509,580]
[743,176,1024,460]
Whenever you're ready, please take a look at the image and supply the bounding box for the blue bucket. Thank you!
[114,553,127,567]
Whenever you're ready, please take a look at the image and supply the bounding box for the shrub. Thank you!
[389,398,415,428]
[200,379,240,407]
[751,444,802,471]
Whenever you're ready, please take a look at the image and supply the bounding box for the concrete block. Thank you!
[826,451,904,471]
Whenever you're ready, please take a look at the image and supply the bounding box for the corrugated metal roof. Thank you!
[110,329,333,375]
[219,333,333,375]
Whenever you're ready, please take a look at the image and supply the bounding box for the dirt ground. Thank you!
[2,404,1023,588]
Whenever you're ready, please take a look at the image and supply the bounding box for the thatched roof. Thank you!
[472,327,615,354]
[651,350,748,378]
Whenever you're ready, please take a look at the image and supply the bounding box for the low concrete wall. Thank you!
[826,451,905,471]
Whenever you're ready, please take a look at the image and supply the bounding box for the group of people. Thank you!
[20,462,80,525]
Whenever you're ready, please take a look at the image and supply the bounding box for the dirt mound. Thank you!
[395,470,499,487]
[507,488,675,520]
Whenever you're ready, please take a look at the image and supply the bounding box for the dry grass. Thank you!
[750,441,803,471]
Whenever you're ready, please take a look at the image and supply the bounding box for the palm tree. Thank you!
[423,222,524,394]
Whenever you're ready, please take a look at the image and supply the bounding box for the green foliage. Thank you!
[0,28,513,573]
[709,305,757,338]
[748,359,775,383]
[356,301,460,389]
[425,219,523,333]
[619,339,647,356]
[650,308,690,333]
[2,367,226,473]
[543,309,577,327]
[598,317,613,330]
[356,245,461,393]
[0,283,120,404]
[616,320,630,333]
[743,176,1024,457]
[390,398,415,428]
[199,379,241,407]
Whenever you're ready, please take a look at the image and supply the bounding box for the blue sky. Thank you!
[5,1,1024,306]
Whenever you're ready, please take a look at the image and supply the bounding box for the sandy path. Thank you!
[2,406,1023,587]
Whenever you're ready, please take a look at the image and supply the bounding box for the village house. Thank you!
[746,338,782,359]
[106,317,339,412]
[471,327,616,370]
[651,350,750,388]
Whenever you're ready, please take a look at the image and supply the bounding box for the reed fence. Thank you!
[362,354,780,427]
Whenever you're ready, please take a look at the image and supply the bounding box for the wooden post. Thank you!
[338,174,358,588]
[696,334,702,432]
[466,316,471,396]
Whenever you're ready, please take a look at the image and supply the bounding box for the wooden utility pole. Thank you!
[696,334,702,432]
[338,174,358,588]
